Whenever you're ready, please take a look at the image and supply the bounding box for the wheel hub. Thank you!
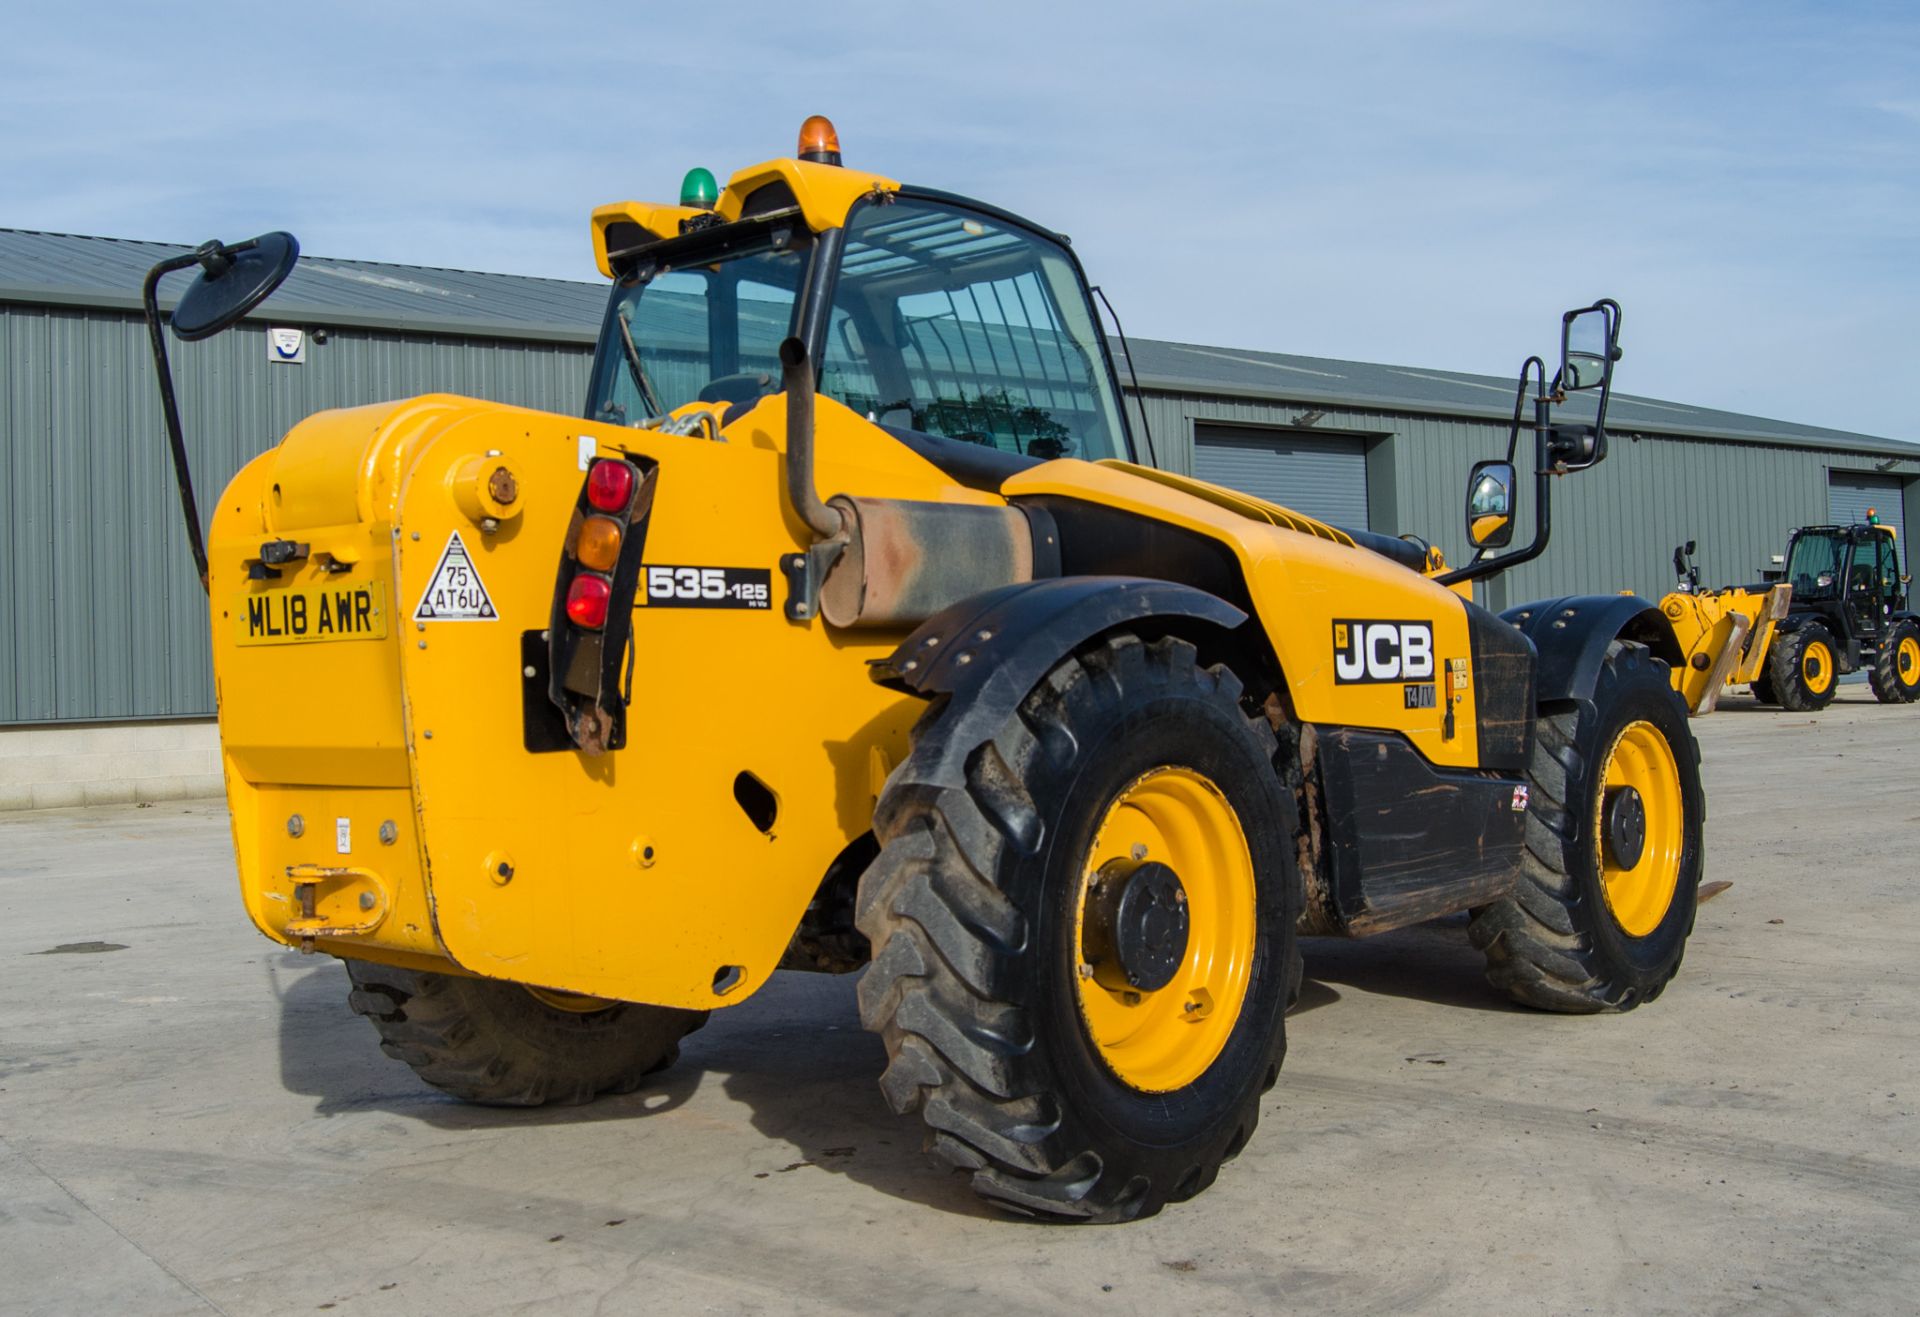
[1603,785,1647,870]
[1084,860,1191,992]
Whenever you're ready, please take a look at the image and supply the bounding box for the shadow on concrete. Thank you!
[1298,915,1518,1015]
[1287,976,1342,1016]
[271,952,987,1216]
[270,918,1518,1215]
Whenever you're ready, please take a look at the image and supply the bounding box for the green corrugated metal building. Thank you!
[3,226,1917,796]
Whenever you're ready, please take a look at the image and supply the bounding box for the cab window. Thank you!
[819,198,1128,461]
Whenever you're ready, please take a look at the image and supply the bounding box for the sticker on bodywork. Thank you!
[643,565,773,610]
[1333,620,1436,684]
[414,531,497,621]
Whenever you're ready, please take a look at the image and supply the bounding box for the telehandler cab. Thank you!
[144,118,1705,1222]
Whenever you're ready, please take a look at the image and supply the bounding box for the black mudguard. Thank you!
[1501,594,1682,705]
[870,576,1247,788]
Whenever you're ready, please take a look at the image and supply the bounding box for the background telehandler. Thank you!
[142,118,1707,1222]
[1659,521,1918,712]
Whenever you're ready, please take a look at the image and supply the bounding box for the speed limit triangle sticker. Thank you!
[413,531,497,621]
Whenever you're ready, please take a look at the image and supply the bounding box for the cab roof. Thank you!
[590,157,901,278]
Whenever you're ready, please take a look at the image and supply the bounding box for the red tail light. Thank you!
[566,574,611,628]
[587,460,635,512]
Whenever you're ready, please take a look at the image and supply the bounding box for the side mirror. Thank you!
[1465,460,1516,549]
[1560,304,1617,392]
[141,231,300,590]
[169,232,300,341]
[1545,299,1621,473]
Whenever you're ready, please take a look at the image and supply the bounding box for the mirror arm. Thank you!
[1439,360,1553,587]
[1502,356,1545,464]
[142,253,213,591]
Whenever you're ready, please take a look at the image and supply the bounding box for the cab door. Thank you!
[1845,532,1890,640]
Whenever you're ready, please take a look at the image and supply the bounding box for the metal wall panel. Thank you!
[1827,470,1907,540]
[9,298,1920,726]
[1131,388,1920,614]
[2,303,592,724]
[1191,425,1370,528]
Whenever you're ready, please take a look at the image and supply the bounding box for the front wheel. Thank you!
[1469,641,1704,1011]
[856,634,1299,1222]
[1769,622,1840,711]
[1869,620,1920,704]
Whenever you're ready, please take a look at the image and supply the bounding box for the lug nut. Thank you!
[378,820,398,846]
[359,892,376,911]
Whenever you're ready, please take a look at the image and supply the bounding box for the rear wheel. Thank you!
[1868,621,1920,704]
[345,961,706,1105]
[1469,641,1704,1011]
[1769,622,1839,711]
[856,634,1299,1222]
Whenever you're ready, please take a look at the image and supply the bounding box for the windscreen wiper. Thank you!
[615,309,664,418]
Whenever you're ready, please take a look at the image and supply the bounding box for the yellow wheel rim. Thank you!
[1802,640,1833,694]
[1595,720,1685,938]
[1072,767,1256,1093]
[525,985,616,1014]
[1899,636,1920,681]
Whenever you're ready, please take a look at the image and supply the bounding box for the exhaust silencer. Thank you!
[820,497,1044,628]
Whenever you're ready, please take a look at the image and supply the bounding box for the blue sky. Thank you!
[4,1,1916,440]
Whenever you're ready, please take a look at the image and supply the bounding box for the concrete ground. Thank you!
[2,688,1916,1316]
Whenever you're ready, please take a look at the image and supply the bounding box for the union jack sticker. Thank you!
[1510,785,1531,812]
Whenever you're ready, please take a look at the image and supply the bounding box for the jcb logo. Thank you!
[1333,620,1436,684]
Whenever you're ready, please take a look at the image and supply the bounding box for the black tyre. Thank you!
[1469,641,1704,1012]
[1769,622,1840,711]
[345,961,706,1105]
[1749,665,1778,704]
[1868,620,1920,704]
[856,634,1300,1222]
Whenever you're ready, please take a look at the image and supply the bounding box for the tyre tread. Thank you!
[857,634,1296,1222]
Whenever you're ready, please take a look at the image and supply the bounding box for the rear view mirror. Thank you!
[169,232,300,342]
[1561,304,1616,392]
[142,230,301,589]
[1465,460,1516,549]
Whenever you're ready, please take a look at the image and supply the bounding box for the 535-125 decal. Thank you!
[644,565,772,610]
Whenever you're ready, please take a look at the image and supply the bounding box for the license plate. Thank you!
[233,581,389,646]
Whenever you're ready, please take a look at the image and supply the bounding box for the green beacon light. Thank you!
[680,167,719,211]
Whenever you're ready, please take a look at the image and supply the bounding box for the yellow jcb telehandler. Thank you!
[141,118,1707,1221]
[1657,523,1918,713]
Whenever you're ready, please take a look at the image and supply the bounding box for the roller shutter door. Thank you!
[1827,470,1905,540]
[1192,425,1369,529]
